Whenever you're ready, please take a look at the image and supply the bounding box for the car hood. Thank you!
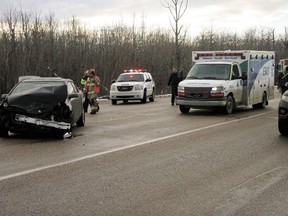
[7,85,68,114]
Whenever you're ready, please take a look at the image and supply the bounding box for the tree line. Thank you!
[0,8,288,95]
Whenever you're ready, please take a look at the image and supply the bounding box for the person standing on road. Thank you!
[85,69,101,114]
[168,67,181,106]
[278,67,288,95]
[81,69,90,113]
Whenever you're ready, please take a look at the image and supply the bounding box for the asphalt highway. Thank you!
[1,92,288,216]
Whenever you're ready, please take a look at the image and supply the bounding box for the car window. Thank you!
[10,81,64,94]
[146,73,153,80]
[117,74,144,82]
[67,82,77,94]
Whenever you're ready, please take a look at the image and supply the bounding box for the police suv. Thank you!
[110,69,156,105]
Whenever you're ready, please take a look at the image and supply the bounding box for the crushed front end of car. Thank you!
[0,85,72,137]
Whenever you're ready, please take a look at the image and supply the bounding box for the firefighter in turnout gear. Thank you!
[81,70,90,113]
[84,69,101,114]
[278,67,288,95]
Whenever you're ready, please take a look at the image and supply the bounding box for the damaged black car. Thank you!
[0,76,85,138]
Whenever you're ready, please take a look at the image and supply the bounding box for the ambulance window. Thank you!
[240,61,248,73]
[232,65,240,77]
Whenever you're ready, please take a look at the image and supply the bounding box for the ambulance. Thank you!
[176,50,275,114]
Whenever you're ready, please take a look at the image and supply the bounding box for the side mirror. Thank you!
[1,94,8,100]
[68,93,79,99]
[146,78,151,82]
[111,79,116,84]
[241,75,247,80]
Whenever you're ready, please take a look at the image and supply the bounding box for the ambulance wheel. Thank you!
[259,93,267,109]
[179,105,190,114]
[223,95,234,114]
[278,119,288,136]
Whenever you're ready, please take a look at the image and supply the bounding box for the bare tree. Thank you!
[162,0,188,70]
[284,27,288,54]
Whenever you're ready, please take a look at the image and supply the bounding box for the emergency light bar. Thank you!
[124,68,147,73]
[217,52,245,59]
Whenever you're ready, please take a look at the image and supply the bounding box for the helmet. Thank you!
[89,69,95,75]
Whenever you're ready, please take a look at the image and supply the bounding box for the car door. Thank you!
[67,81,82,123]
[145,73,153,96]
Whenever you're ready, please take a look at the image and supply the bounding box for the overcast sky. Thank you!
[1,0,288,37]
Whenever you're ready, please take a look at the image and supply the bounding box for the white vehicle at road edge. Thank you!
[176,50,275,114]
[110,69,156,105]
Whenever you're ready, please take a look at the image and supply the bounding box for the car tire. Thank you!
[54,131,66,139]
[179,105,190,114]
[141,90,147,103]
[76,108,85,127]
[278,119,288,136]
[149,89,155,102]
[0,126,8,137]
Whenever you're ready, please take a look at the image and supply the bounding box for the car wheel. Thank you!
[179,105,190,114]
[278,119,288,136]
[141,90,147,103]
[149,89,155,102]
[54,131,66,139]
[0,125,8,137]
[112,100,117,105]
[223,95,234,114]
[76,108,85,127]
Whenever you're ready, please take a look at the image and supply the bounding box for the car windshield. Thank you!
[117,74,144,82]
[186,64,231,80]
[10,81,65,95]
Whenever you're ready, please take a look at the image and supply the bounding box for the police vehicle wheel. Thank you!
[141,90,147,103]
[278,119,288,136]
[149,89,155,102]
[224,95,234,114]
[112,100,117,105]
[179,105,190,114]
